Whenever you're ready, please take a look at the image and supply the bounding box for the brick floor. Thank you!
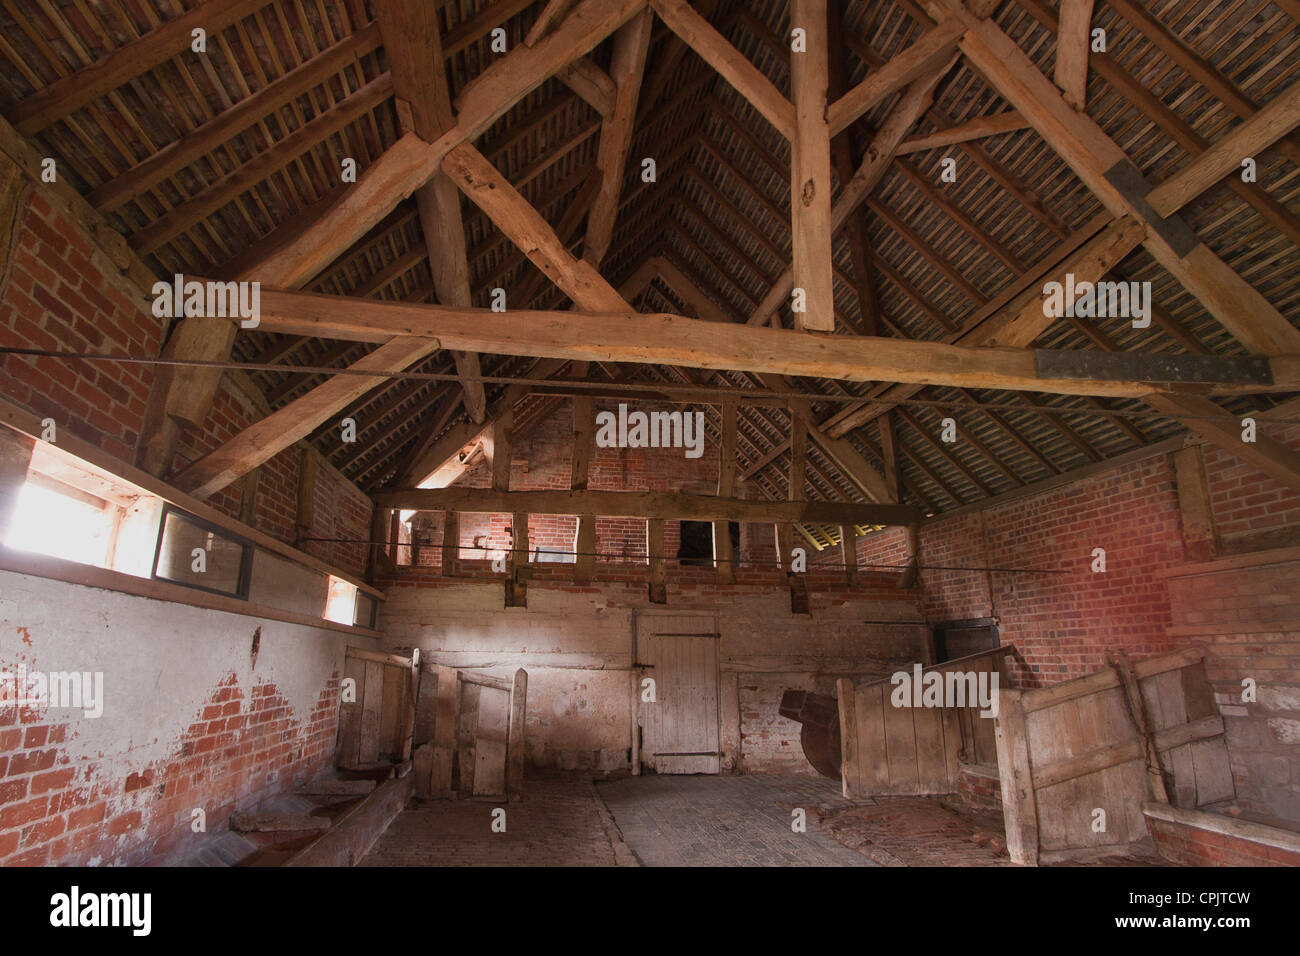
[597,774,874,867]
[360,774,635,867]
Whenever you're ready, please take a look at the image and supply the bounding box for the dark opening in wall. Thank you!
[678,519,739,567]
[933,618,1000,662]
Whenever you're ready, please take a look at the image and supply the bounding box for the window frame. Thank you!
[150,503,254,600]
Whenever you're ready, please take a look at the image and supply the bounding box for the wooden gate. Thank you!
[996,644,1234,864]
[636,613,720,774]
[336,646,421,770]
[837,646,1012,797]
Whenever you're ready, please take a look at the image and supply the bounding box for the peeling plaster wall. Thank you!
[0,571,349,865]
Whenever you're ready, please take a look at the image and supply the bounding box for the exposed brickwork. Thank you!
[1203,422,1300,547]
[1147,815,1299,867]
[0,190,162,464]
[956,765,1003,812]
[1166,563,1300,827]
[915,458,1186,687]
[0,187,372,577]
[0,669,340,866]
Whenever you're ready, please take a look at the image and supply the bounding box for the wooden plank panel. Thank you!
[993,689,1039,865]
[337,655,366,768]
[883,691,919,793]
[358,661,385,766]
[913,703,948,792]
[473,687,509,796]
[857,683,890,793]
[837,677,857,798]
[507,668,528,799]
[432,665,459,797]
[379,664,404,758]
[457,680,481,793]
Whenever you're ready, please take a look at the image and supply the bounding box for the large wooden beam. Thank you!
[789,0,835,333]
[376,488,920,526]
[932,0,1300,356]
[583,10,654,266]
[442,143,627,312]
[745,68,952,326]
[896,110,1028,154]
[376,0,487,424]
[244,287,1298,399]
[649,0,795,139]
[171,337,440,498]
[1146,80,1300,218]
[714,399,738,584]
[1146,394,1300,496]
[1054,0,1095,110]
[826,19,965,136]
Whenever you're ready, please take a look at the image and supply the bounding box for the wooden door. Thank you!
[637,614,720,774]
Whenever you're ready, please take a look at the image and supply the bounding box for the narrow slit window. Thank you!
[152,505,252,598]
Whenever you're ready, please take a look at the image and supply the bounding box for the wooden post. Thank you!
[369,506,393,578]
[239,467,261,525]
[789,0,835,331]
[1109,650,1172,804]
[571,396,592,490]
[491,411,513,492]
[507,667,528,800]
[0,426,35,541]
[840,523,858,586]
[508,511,530,606]
[401,648,421,763]
[575,513,596,583]
[647,517,666,604]
[432,664,458,798]
[714,399,737,584]
[441,510,459,576]
[899,522,921,589]
[782,407,807,574]
[1172,444,1216,562]
[295,446,317,546]
[836,677,856,798]
[389,509,402,566]
[992,689,1040,865]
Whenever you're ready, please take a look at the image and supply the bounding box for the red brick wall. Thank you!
[907,457,1186,687]
[0,186,372,578]
[1166,562,1300,828]
[1204,422,1300,546]
[1146,814,1300,867]
[1,190,161,463]
[0,670,338,866]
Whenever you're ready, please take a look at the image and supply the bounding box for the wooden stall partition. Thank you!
[337,646,422,770]
[997,645,1234,864]
[838,646,1012,798]
[419,665,529,801]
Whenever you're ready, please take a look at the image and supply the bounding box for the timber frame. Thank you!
[2,0,1298,566]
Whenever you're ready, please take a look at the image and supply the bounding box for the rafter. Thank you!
[583,10,654,267]
[376,0,486,424]
[649,0,795,139]
[961,0,1300,356]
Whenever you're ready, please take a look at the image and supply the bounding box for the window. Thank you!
[677,519,738,568]
[152,505,252,598]
[5,476,117,567]
[324,575,358,625]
